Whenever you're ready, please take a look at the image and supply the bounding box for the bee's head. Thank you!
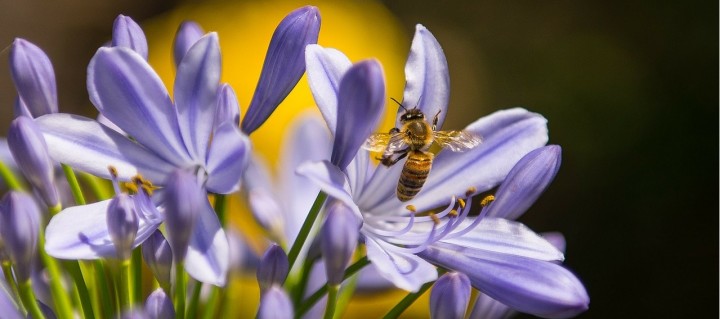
[400,109,425,123]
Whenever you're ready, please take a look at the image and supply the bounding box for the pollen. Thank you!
[405,205,417,213]
[457,198,466,209]
[465,187,477,197]
[108,166,118,178]
[122,181,138,194]
[430,213,440,225]
[449,209,458,217]
[481,195,495,207]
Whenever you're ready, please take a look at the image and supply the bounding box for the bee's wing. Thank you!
[434,130,483,152]
[363,132,408,153]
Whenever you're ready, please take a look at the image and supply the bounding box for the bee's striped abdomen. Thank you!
[397,151,434,202]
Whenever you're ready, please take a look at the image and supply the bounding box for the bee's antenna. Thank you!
[390,97,408,111]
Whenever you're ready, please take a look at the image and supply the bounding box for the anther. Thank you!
[481,195,495,207]
[449,209,458,217]
[430,213,440,225]
[465,187,477,197]
[122,181,138,194]
[108,166,118,178]
[406,205,417,213]
[457,198,466,209]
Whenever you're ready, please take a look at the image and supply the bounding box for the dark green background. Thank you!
[0,0,716,317]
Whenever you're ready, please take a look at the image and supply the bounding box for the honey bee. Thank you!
[363,99,482,202]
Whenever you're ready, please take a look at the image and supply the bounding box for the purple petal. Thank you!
[430,272,471,319]
[10,38,58,117]
[0,192,40,281]
[241,6,321,134]
[420,246,589,318]
[365,236,437,292]
[541,232,567,253]
[486,145,562,220]
[112,15,148,60]
[35,114,175,182]
[173,21,204,67]
[399,25,449,129]
[257,286,294,319]
[296,161,356,213]
[97,113,126,135]
[247,189,286,240]
[205,121,250,194]
[14,97,32,118]
[321,201,360,285]
[184,200,229,286]
[437,218,564,261]
[331,60,386,170]
[0,281,23,319]
[377,108,548,213]
[468,293,515,319]
[174,33,221,161]
[215,84,241,127]
[305,44,352,134]
[7,116,59,207]
[87,46,191,166]
[144,288,175,319]
[257,244,289,291]
[45,199,161,259]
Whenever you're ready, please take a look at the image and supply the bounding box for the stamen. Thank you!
[108,166,121,194]
[457,198,465,209]
[481,195,495,207]
[449,209,458,217]
[430,213,440,225]
[465,187,477,197]
[122,181,138,194]
[405,205,416,213]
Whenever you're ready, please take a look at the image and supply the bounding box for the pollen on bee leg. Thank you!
[481,195,495,207]
[429,213,440,225]
[405,205,417,213]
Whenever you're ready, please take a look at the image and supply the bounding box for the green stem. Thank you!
[333,263,360,319]
[174,261,186,319]
[296,256,370,317]
[291,255,317,306]
[287,192,327,271]
[38,228,74,319]
[93,261,114,319]
[63,261,95,319]
[0,161,24,191]
[213,194,227,226]
[323,285,339,319]
[61,164,85,205]
[2,262,23,314]
[131,249,142,304]
[79,172,112,200]
[382,274,439,319]
[118,260,132,311]
[185,281,202,319]
[200,287,220,319]
[18,280,46,319]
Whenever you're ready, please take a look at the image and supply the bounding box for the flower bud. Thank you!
[430,272,471,319]
[112,15,148,60]
[144,288,174,319]
[321,201,359,286]
[241,6,321,134]
[9,38,58,117]
[257,286,293,319]
[7,116,59,208]
[173,21,204,67]
[0,192,40,282]
[107,194,139,260]
[257,244,288,292]
[163,169,204,263]
[142,230,173,290]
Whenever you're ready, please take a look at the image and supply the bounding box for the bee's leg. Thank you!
[432,110,442,131]
[389,127,400,134]
[380,149,409,166]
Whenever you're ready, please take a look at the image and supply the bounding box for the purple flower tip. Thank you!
[257,286,294,319]
[142,230,173,290]
[112,15,149,60]
[430,272,471,319]
[163,169,204,262]
[173,20,205,67]
[257,244,289,292]
[0,192,40,282]
[241,6,321,134]
[144,288,175,319]
[7,116,59,207]
[107,194,139,260]
[321,201,360,286]
[10,38,58,117]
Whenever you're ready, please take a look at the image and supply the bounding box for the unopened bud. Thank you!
[430,272,471,319]
[107,194,139,260]
[256,244,288,292]
[321,201,359,286]
[0,192,40,282]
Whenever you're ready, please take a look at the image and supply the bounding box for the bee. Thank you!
[363,99,482,202]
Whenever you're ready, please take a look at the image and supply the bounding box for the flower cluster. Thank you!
[0,6,588,319]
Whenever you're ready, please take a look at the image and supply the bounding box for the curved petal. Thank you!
[205,121,250,194]
[184,200,229,286]
[331,60,386,170]
[35,114,175,182]
[420,246,589,319]
[305,44,352,134]
[355,152,405,211]
[175,33,221,161]
[486,145,562,220]
[112,15,148,60]
[87,46,191,166]
[241,6,321,134]
[45,199,161,259]
[173,21,204,67]
[365,236,437,292]
[10,38,57,117]
[377,108,549,213]
[399,25,449,129]
[469,293,515,319]
[433,218,563,261]
[215,84,241,127]
[296,161,356,213]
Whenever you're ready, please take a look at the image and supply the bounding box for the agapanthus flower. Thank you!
[298,24,588,317]
[9,38,58,118]
[27,12,307,287]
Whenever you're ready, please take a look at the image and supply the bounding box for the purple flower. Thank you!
[141,230,173,291]
[257,286,294,319]
[0,192,40,282]
[173,21,204,67]
[112,15,148,61]
[299,24,588,318]
[107,194,139,260]
[9,38,58,118]
[321,201,360,286]
[430,272,471,319]
[257,244,289,292]
[144,288,175,319]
